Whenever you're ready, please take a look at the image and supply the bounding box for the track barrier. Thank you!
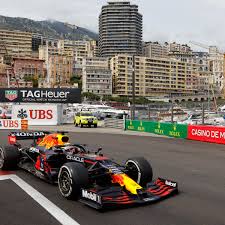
[125,119,225,144]
[125,120,187,139]
[188,125,225,144]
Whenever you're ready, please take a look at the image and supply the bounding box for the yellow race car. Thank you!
[74,111,98,128]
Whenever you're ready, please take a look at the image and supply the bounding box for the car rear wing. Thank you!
[8,131,50,144]
[8,131,69,145]
[8,131,49,145]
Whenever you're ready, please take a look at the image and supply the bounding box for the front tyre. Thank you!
[125,157,153,186]
[0,146,20,170]
[58,162,88,200]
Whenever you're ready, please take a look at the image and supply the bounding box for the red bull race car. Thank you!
[0,131,178,210]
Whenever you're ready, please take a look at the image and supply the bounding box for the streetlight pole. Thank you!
[132,55,136,120]
[170,93,174,123]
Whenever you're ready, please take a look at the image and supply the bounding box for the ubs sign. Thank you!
[0,88,81,103]
[12,105,58,125]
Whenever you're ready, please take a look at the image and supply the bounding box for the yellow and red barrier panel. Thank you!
[21,119,28,131]
[0,119,28,130]
[126,119,225,145]
[187,125,225,144]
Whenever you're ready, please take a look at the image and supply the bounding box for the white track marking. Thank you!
[0,174,80,225]
[0,175,12,180]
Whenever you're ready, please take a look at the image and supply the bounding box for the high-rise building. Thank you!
[0,29,32,57]
[82,57,112,96]
[57,40,98,77]
[143,42,168,58]
[167,42,194,62]
[208,46,224,92]
[99,1,142,57]
[32,34,58,52]
[110,54,209,97]
[39,45,73,87]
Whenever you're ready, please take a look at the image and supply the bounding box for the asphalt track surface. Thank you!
[0,130,225,225]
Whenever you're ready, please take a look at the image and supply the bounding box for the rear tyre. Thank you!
[0,146,20,170]
[58,162,89,200]
[125,157,153,186]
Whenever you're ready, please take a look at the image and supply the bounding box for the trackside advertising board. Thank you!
[0,119,27,129]
[125,120,188,139]
[188,125,225,144]
[0,88,81,103]
[12,105,58,126]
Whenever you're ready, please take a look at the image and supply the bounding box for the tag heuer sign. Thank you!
[0,88,81,103]
[5,90,18,101]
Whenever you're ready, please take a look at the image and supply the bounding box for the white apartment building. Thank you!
[82,57,112,96]
[209,46,224,92]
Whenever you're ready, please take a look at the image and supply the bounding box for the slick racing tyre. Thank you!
[0,146,20,170]
[58,162,88,200]
[125,157,153,186]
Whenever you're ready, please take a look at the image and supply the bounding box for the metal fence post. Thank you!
[148,104,151,120]
[123,114,126,131]
[202,102,205,125]
[131,55,136,120]
[171,102,174,123]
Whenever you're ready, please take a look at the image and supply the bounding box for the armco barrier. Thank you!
[125,120,188,139]
[188,125,225,144]
[104,118,124,129]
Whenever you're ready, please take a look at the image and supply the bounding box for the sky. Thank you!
[0,0,224,50]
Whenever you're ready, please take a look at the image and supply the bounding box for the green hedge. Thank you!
[125,120,188,139]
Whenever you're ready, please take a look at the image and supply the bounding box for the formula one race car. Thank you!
[0,131,178,210]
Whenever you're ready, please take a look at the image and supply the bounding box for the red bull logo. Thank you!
[112,174,142,195]
[38,133,69,149]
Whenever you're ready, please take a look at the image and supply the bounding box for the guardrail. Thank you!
[125,119,225,144]
[187,125,225,144]
[104,118,124,129]
[125,120,187,139]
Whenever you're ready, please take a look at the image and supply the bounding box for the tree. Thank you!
[70,75,82,88]
[102,95,114,102]
[82,92,100,101]
[135,97,150,104]
[24,75,39,88]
